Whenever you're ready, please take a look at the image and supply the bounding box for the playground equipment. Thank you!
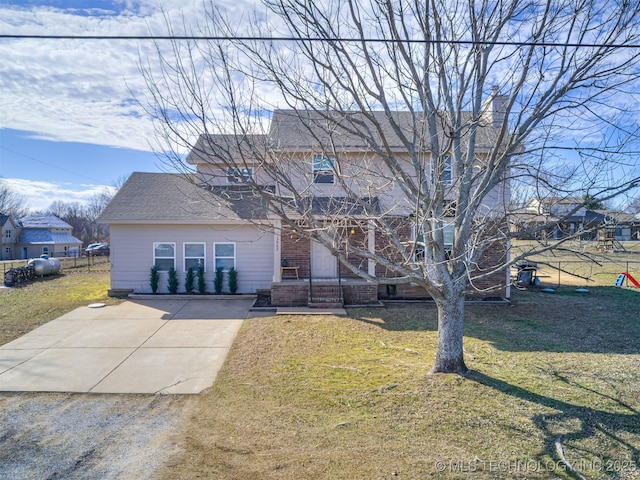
[615,272,640,288]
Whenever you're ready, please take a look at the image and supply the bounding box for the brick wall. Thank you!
[281,226,311,278]
[271,282,308,307]
[340,223,368,279]
[375,217,412,278]
[466,239,508,298]
[342,283,378,304]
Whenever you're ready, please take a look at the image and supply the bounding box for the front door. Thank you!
[311,240,337,278]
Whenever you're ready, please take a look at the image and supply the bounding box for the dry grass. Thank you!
[162,286,640,479]
[2,256,639,479]
[513,240,640,287]
[0,271,120,345]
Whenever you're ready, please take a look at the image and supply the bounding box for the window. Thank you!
[214,243,235,271]
[5,230,11,238]
[184,242,206,271]
[153,242,175,271]
[5,247,11,256]
[414,223,454,262]
[42,246,49,256]
[431,155,452,185]
[227,167,253,183]
[313,155,336,184]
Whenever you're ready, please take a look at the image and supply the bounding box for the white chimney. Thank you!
[482,86,507,128]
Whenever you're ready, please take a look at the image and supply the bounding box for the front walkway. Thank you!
[0,298,256,394]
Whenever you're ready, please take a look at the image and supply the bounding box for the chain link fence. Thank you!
[1,255,110,285]
[517,259,640,288]
[512,241,640,289]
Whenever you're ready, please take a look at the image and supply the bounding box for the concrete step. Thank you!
[308,302,344,309]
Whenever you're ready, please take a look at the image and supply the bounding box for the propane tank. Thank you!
[27,256,62,276]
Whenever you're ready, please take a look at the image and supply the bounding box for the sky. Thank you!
[0,0,239,212]
[2,1,638,214]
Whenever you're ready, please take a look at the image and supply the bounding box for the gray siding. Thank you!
[109,223,274,294]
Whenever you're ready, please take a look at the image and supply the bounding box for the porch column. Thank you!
[273,219,282,282]
[367,221,376,277]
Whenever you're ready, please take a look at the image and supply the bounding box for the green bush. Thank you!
[214,266,224,294]
[168,267,179,294]
[150,265,159,293]
[228,267,238,294]
[185,267,195,294]
[197,265,206,294]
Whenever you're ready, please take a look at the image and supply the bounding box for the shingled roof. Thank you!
[186,108,503,164]
[98,172,271,223]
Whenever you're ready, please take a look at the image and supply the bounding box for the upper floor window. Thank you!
[431,155,452,185]
[4,230,10,238]
[154,242,175,271]
[313,155,336,184]
[227,167,253,183]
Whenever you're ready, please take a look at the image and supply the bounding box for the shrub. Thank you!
[197,265,206,294]
[185,267,195,294]
[228,267,238,294]
[214,266,224,294]
[168,267,179,294]
[150,265,159,293]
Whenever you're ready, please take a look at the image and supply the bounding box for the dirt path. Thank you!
[0,393,191,480]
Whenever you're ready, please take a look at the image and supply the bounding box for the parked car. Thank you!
[87,244,110,256]
[85,243,104,254]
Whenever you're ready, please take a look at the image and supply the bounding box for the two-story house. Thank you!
[1,213,19,260]
[99,107,510,304]
[509,197,638,242]
[18,215,82,259]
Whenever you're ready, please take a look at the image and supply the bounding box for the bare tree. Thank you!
[0,178,30,219]
[45,183,117,246]
[140,0,640,374]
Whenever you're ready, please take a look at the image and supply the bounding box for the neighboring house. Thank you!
[99,106,510,304]
[592,210,640,241]
[1,213,19,260]
[18,215,82,259]
[510,198,640,242]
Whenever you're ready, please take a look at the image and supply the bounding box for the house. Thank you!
[510,197,640,242]
[99,107,510,304]
[592,210,640,241]
[17,215,82,259]
[1,213,19,260]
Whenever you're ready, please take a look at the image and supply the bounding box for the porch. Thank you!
[271,278,379,307]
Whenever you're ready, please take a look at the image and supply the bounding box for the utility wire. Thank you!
[0,146,105,184]
[2,34,640,49]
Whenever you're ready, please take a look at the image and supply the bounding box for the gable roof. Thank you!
[97,172,271,224]
[20,215,72,229]
[186,108,503,164]
[19,230,81,245]
[0,213,11,227]
[186,134,268,165]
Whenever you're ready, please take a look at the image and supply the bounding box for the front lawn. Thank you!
[0,271,119,346]
[162,287,640,479]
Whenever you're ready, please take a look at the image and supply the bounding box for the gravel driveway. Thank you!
[0,393,190,479]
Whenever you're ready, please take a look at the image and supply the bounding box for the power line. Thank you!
[2,34,640,49]
[0,146,105,184]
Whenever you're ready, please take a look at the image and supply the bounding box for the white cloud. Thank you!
[0,1,253,151]
[4,177,115,212]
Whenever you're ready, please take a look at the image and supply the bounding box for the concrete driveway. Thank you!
[0,298,256,394]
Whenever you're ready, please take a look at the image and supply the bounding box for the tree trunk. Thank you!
[430,293,468,374]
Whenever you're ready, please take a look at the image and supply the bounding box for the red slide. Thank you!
[625,273,640,288]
